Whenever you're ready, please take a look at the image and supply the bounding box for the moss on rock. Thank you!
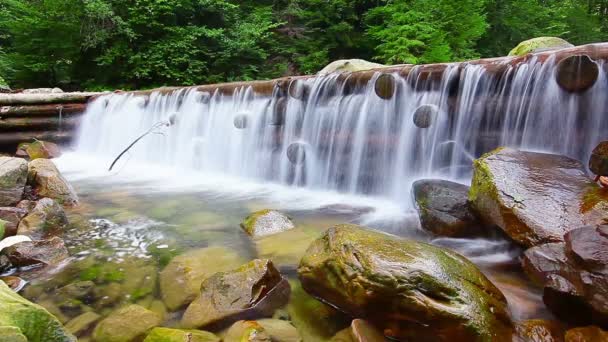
[143,327,220,342]
[508,37,573,56]
[92,304,161,342]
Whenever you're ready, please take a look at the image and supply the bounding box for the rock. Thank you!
[0,207,28,237]
[0,157,28,206]
[223,321,272,342]
[58,281,95,300]
[0,255,12,273]
[25,140,62,160]
[92,304,161,342]
[22,88,64,94]
[257,319,301,342]
[16,198,68,239]
[65,312,101,337]
[508,37,574,56]
[234,112,250,129]
[0,326,27,342]
[374,74,395,100]
[590,141,608,177]
[298,224,513,341]
[159,246,246,311]
[143,327,220,342]
[556,55,599,93]
[241,209,295,237]
[0,76,10,93]
[412,179,484,237]
[288,80,310,100]
[286,142,308,165]
[565,326,608,342]
[5,236,69,267]
[514,319,565,342]
[522,225,608,327]
[413,104,439,128]
[254,225,323,270]
[1,276,26,292]
[469,148,608,247]
[0,280,76,342]
[318,59,385,75]
[182,259,290,329]
[27,158,78,206]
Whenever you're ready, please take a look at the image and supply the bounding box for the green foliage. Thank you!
[0,0,606,89]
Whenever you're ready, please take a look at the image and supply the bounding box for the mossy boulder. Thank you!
[17,197,68,239]
[27,158,78,206]
[508,37,573,56]
[182,259,290,329]
[159,246,246,311]
[241,209,295,237]
[25,140,62,160]
[143,327,220,342]
[298,224,513,341]
[469,148,608,247]
[317,59,385,75]
[0,281,76,342]
[92,304,161,342]
[0,157,28,206]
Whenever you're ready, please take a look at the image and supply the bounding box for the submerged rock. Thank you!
[223,321,272,342]
[330,319,385,342]
[514,319,565,342]
[256,319,301,342]
[522,225,608,327]
[65,312,100,337]
[0,280,76,342]
[182,259,290,329]
[508,37,573,56]
[0,157,28,206]
[298,224,512,341]
[5,236,69,267]
[144,327,220,342]
[413,179,484,237]
[16,197,68,239]
[469,148,608,247]
[27,158,78,206]
[565,326,608,341]
[159,246,246,311]
[92,304,161,342]
[241,209,295,237]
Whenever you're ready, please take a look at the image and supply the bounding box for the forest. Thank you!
[1,0,607,90]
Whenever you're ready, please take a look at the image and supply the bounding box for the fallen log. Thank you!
[0,92,103,106]
[0,117,80,132]
[0,131,73,146]
[0,103,86,117]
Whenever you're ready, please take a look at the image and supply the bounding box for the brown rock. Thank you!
[5,236,69,266]
[16,198,68,239]
[556,55,599,93]
[0,207,27,237]
[514,319,565,342]
[27,158,78,206]
[590,142,608,177]
[565,326,608,342]
[24,140,62,160]
[0,276,26,292]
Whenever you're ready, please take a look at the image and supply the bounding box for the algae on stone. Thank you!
[92,304,161,342]
[241,209,295,237]
[143,327,220,342]
[508,37,573,56]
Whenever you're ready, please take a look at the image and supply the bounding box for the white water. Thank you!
[62,55,607,215]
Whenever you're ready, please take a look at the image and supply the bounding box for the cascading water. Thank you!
[71,56,608,209]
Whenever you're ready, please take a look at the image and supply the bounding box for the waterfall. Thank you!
[73,57,608,205]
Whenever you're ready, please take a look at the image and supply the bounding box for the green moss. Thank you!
[508,37,572,56]
[240,208,273,234]
[581,185,608,214]
[468,148,502,203]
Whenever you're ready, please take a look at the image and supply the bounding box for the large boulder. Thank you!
[508,37,573,56]
[144,327,220,342]
[522,225,608,327]
[298,224,513,341]
[412,179,484,237]
[27,158,78,206]
[159,246,246,311]
[0,157,28,206]
[24,141,62,160]
[5,236,69,267]
[469,148,608,247]
[241,209,295,237]
[0,280,76,342]
[92,304,161,342]
[182,259,290,329]
[317,59,385,75]
[16,198,68,239]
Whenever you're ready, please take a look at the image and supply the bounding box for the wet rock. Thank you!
[1,276,26,292]
[288,80,310,100]
[24,140,62,160]
[330,319,385,342]
[413,104,439,128]
[286,142,308,165]
[0,157,28,206]
[522,225,608,327]
[223,321,272,342]
[257,319,301,342]
[374,74,395,100]
[413,179,484,237]
[565,326,608,342]
[92,304,161,342]
[514,319,565,342]
[556,55,599,93]
[16,198,68,239]
[317,59,385,75]
[234,112,250,129]
[182,259,290,329]
[298,224,513,341]
[469,148,607,247]
[241,209,295,237]
[590,141,608,177]
[0,255,13,273]
[58,281,95,300]
[144,327,220,342]
[509,37,573,56]
[65,312,100,337]
[5,236,69,267]
[0,280,76,342]
[255,226,323,270]
[0,207,28,237]
[27,158,78,206]
[159,246,246,311]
